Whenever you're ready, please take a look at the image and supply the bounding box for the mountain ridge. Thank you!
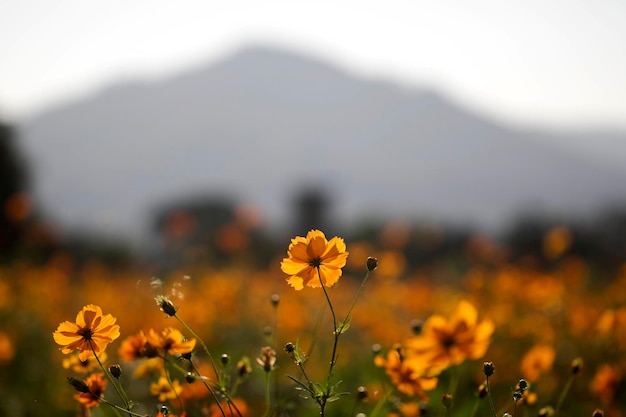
[17,44,626,242]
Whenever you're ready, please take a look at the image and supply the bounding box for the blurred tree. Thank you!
[0,121,30,256]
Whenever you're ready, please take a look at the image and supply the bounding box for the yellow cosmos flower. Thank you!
[280,229,349,290]
[53,304,120,361]
[150,376,183,402]
[62,351,108,373]
[406,300,494,368]
[146,327,196,356]
[520,344,556,382]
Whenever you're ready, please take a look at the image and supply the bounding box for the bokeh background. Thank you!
[1,1,625,416]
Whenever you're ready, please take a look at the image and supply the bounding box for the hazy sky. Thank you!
[1,0,626,129]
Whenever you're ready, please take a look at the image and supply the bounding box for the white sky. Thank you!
[1,0,626,130]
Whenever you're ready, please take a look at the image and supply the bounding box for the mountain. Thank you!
[16,44,626,244]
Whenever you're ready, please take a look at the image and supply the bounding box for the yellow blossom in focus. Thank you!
[150,376,183,402]
[280,229,349,290]
[53,304,120,361]
[520,345,556,382]
[405,300,494,368]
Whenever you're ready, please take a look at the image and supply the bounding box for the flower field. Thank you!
[0,224,624,417]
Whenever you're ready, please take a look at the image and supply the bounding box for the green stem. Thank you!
[263,371,271,417]
[89,342,131,414]
[369,387,394,417]
[162,356,184,411]
[188,360,229,417]
[485,376,498,417]
[555,375,575,416]
[318,268,339,417]
[99,398,147,417]
[468,396,481,417]
[341,269,371,327]
[173,314,220,382]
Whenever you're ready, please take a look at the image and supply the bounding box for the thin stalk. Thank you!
[485,376,498,417]
[89,342,131,414]
[369,387,394,417]
[162,356,184,411]
[555,374,575,416]
[173,314,220,380]
[188,360,228,417]
[262,371,271,417]
[341,269,371,327]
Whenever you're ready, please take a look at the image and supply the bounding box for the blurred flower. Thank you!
[62,351,107,373]
[53,304,120,361]
[133,357,163,378]
[542,226,573,259]
[119,330,151,361]
[150,376,183,402]
[280,229,348,290]
[256,346,277,372]
[146,327,196,356]
[0,331,15,363]
[73,373,107,408]
[405,300,494,368]
[374,346,438,400]
[590,364,622,406]
[397,401,423,417]
[520,345,556,382]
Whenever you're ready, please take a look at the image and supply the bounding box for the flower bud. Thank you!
[270,294,280,306]
[109,364,122,379]
[442,393,454,409]
[67,376,90,393]
[284,342,295,354]
[483,361,495,377]
[221,354,230,366]
[237,358,252,376]
[357,385,368,401]
[518,379,529,391]
[366,257,378,271]
[477,383,488,399]
[571,357,583,375]
[155,295,177,317]
[538,406,555,417]
[410,319,423,335]
[185,372,196,383]
[592,409,604,417]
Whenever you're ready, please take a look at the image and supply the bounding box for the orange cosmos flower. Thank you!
[406,300,494,368]
[53,304,120,361]
[146,327,196,356]
[73,372,107,408]
[119,330,152,361]
[280,229,349,290]
[520,345,556,382]
[374,346,439,400]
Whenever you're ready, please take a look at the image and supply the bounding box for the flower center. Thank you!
[309,257,322,268]
[78,327,93,341]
